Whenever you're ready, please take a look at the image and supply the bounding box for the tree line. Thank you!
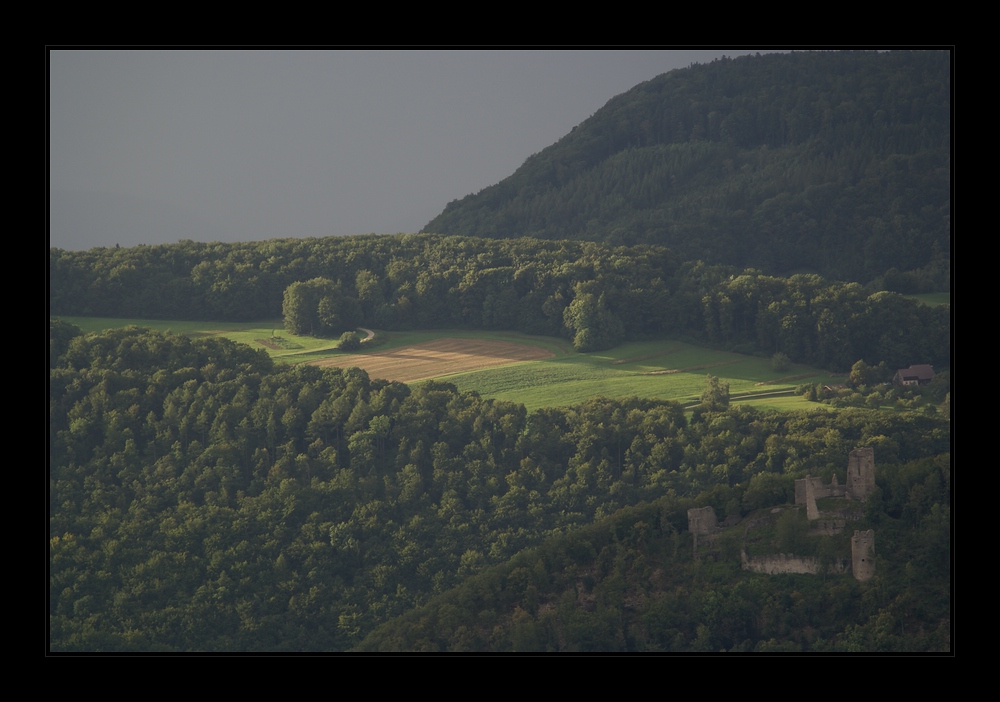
[50,234,948,369]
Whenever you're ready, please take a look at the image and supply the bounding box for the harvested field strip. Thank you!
[755,373,816,386]
[731,389,797,399]
[310,338,555,383]
[185,329,258,338]
[609,348,680,365]
[643,360,740,376]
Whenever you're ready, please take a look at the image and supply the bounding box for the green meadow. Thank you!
[58,317,341,357]
[57,317,839,413]
[57,318,572,362]
[427,339,839,412]
[906,292,950,307]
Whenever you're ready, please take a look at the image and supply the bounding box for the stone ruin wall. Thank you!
[741,550,850,576]
[688,453,877,581]
[740,527,874,580]
[795,475,847,505]
[687,506,718,535]
[851,530,875,581]
[805,477,819,521]
[847,447,875,501]
[809,519,847,536]
[794,446,875,506]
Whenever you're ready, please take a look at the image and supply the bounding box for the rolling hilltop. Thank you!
[424,51,950,286]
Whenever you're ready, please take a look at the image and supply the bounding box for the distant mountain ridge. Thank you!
[423,50,950,284]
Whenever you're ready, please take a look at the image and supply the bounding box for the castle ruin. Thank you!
[690,448,877,581]
[740,550,850,576]
[846,447,875,501]
[739,529,873,581]
[687,506,719,558]
[687,506,718,535]
[795,446,875,509]
[851,530,875,581]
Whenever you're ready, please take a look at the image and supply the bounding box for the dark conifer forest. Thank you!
[425,51,949,286]
[49,50,951,652]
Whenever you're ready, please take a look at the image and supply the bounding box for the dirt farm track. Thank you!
[309,338,555,383]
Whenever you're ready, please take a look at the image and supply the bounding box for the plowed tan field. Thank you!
[310,337,555,382]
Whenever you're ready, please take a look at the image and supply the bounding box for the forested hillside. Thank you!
[358,477,950,653]
[50,325,949,651]
[49,49,952,652]
[48,235,950,652]
[424,51,950,285]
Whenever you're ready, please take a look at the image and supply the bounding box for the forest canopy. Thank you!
[49,234,948,371]
[423,51,950,285]
[282,278,362,337]
[50,325,950,651]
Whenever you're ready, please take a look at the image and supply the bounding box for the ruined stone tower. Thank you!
[805,475,820,521]
[687,506,718,559]
[687,506,717,535]
[851,529,875,581]
[846,447,875,502]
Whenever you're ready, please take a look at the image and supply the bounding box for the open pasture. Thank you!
[56,316,276,336]
[436,339,840,412]
[56,317,340,356]
[906,292,950,307]
[56,318,839,413]
[310,337,555,382]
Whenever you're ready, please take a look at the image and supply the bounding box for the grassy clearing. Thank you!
[905,292,950,307]
[424,339,839,413]
[57,316,345,357]
[56,317,839,413]
[256,336,304,350]
[57,316,280,336]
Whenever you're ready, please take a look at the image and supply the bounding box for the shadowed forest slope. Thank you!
[424,50,950,285]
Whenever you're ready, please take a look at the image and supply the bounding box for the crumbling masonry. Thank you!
[846,447,875,502]
[687,506,718,558]
[851,529,875,581]
[689,448,877,581]
[794,447,875,506]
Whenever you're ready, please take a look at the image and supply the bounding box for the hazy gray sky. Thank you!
[50,49,765,250]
